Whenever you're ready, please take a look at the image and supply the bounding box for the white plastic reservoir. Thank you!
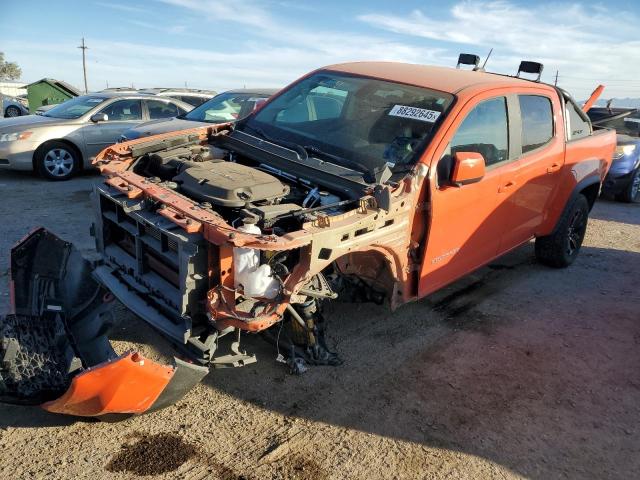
[233,222,279,299]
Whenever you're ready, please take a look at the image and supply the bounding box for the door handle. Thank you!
[547,163,562,173]
[498,180,517,193]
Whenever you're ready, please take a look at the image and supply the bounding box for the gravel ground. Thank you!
[0,169,638,480]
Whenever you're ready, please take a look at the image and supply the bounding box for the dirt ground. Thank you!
[0,169,638,480]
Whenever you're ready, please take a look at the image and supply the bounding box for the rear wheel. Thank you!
[5,105,22,117]
[535,194,589,268]
[615,168,640,203]
[34,141,80,181]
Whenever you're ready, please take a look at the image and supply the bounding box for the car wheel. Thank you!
[5,105,22,117]
[616,167,640,203]
[35,141,80,181]
[535,194,589,268]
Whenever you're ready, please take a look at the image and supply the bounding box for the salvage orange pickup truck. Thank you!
[0,60,616,419]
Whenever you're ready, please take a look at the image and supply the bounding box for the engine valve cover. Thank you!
[175,162,289,207]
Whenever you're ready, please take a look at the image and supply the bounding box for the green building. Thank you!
[26,78,81,113]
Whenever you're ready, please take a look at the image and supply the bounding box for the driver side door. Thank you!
[419,95,520,297]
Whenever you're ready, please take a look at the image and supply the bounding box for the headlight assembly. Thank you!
[0,131,33,142]
[614,144,637,158]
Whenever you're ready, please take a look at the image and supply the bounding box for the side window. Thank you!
[438,97,509,186]
[519,95,553,153]
[146,100,179,120]
[565,101,591,140]
[99,100,142,121]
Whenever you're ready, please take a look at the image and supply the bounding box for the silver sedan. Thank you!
[0,93,192,180]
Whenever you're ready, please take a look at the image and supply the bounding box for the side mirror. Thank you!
[451,151,485,186]
[90,113,108,123]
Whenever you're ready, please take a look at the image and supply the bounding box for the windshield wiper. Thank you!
[241,124,308,161]
[302,144,374,181]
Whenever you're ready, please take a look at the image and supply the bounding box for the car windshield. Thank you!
[184,92,268,123]
[240,71,454,173]
[44,96,107,119]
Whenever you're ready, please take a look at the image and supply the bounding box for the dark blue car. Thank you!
[588,107,640,203]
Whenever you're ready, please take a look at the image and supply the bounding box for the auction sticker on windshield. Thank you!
[389,105,441,123]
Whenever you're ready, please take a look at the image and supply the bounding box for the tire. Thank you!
[615,168,640,203]
[535,194,590,268]
[5,105,22,118]
[34,141,81,181]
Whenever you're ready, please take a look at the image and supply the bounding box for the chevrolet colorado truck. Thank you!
[0,61,615,419]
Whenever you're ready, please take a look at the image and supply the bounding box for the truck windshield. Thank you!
[44,96,108,119]
[240,71,454,174]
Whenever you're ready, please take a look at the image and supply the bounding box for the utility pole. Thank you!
[78,37,89,93]
[554,70,559,86]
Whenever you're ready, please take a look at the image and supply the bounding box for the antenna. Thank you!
[478,48,493,71]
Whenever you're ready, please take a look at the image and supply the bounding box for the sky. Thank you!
[2,0,640,100]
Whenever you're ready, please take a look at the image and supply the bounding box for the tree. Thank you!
[0,52,22,81]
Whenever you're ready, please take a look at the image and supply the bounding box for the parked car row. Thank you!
[0,88,275,180]
[3,87,218,118]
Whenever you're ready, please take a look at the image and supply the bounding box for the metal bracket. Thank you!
[211,328,257,368]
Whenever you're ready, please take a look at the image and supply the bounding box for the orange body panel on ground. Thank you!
[43,353,174,417]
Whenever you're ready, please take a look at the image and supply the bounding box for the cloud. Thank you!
[158,0,276,29]
[359,1,640,98]
[95,1,146,13]
[9,1,640,100]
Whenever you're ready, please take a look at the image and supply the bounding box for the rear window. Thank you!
[519,95,553,153]
[566,101,591,140]
[180,95,208,107]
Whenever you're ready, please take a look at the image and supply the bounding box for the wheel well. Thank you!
[579,182,600,211]
[33,139,84,171]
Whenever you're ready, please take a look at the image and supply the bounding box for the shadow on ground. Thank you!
[201,244,640,479]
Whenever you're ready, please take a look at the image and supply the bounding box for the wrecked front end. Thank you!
[1,122,426,418]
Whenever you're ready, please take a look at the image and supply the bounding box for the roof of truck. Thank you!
[324,62,555,95]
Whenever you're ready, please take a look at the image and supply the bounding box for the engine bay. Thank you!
[129,137,355,234]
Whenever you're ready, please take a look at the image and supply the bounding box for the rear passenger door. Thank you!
[419,95,517,296]
[83,99,143,159]
[498,93,565,252]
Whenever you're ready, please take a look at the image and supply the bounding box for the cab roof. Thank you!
[324,62,555,95]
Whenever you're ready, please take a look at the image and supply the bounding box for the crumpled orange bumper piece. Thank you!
[42,353,174,417]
